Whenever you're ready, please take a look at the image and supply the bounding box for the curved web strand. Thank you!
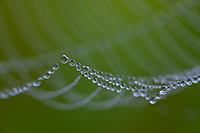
[122,0,155,19]
[6,1,53,54]
[0,73,22,87]
[57,1,90,41]
[0,8,33,83]
[40,87,102,110]
[154,26,199,65]
[0,2,198,74]
[121,42,161,74]
[0,13,33,86]
[63,90,89,103]
[31,0,74,48]
[168,18,200,53]
[26,75,81,100]
[100,47,130,75]
[182,7,200,34]
[125,41,166,74]
[116,94,149,107]
[83,92,125,111]
[0,53,200,109]
[139,33,181,70]
[93,1,122,29]
[0,0,183,57]
[0,0,200,110]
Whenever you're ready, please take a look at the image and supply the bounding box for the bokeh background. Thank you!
[0,0,200,133]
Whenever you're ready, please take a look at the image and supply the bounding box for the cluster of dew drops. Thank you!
[3,54,198,105]
[0,62,59,99]
[32,63,59,87]
[59,54,200,105]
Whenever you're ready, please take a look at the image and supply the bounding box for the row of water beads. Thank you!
[60,54,200,105]
[1,54,199,105]
[0,63,59,99]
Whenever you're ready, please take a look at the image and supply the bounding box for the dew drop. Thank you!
[198,75,200,81]
[105,73,110,76]
[134,80,138,84]
[23,84,30,91]
[84,73,89,77]
[13,87,20,94]
[141,91,147,97]
[115,80,121,86]
[116,87,122,93]
[43,72,51,79]
[102,83,107,88]
[168,81,173,85]
[76,62,81,66]
[96,71,103,78]
[33,79,41,87]
[160,86,167,95]
[69,59,76,66]
[118,75,124,81]
[109,78,113,84]
[120,83,126,89]
[111,86,115,91]
[27,82,33,87]
[53,63,59,70]
[146,95,151,100]
[38,76,44,81]
[8,89,16,96]
[107,85,111,90]
[177,81,181,87]
[156,93,161,99]
[48,68,55,74]
[112,80,116,85]
[112,75,118,80]
[105,73,112,81]
[126,85,131,90]
[133,89,141,97]
[1,89,10,99]
[147,85,152,89]
[76,65,81,71]
[186,78,193,85]
[144,84,148,88]
[2,89,9,97]
[17,86,24,93]
[3,89,10,94]
[167,86,171,91]
[172,84,177,89]
[150,97,157,104]
[88,75,92,80]
[128,76,134,84]
[141,87,146,90]
[82,66,90,73]
[104,77,109,82]
[181,81,186,87]
[97,81,103,86]
[61,55,69,64]
[92,78,98,84]
[81,70,85,74]
[131,86,137,91]
[141,87,147,97]
[193,76,198,84]
[90,69,96,75]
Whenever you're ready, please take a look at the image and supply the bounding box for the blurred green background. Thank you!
[0,0,200,133]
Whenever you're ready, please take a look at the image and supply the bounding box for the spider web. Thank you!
[0,0,200,110]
